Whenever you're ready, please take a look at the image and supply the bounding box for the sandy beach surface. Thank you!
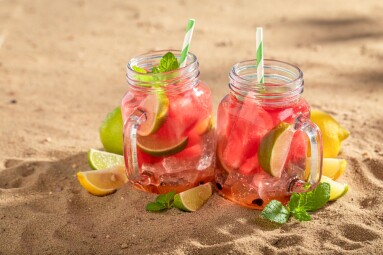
[1,0,383,254]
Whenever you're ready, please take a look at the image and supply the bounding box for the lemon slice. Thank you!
[306,158,347,180]
[88,149,124,170]
[258,122,294,177]
[173,183,213,212]
[137,92,169,136]
[76,165,128,196]
[321,175,349,201]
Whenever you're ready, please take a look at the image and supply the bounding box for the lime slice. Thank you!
[137,135,188,157]
[76,165,128,196]
[137,92,169,136]
[173,183,213,212]
[88,149,124,170]
[258,122,294,177]
[321,175,349,201]
[306,158,347,180]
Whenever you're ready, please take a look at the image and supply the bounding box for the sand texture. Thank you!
[1,0,383,254]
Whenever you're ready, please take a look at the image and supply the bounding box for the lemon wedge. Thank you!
[310,109,350,157]
[76,165,128,196]
[306,158,347,180]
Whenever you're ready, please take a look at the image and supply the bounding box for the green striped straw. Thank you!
[179,19,195,68]
[256,27,264,84]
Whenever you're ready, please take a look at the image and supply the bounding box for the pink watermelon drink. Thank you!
[215,59,323,209]
[122,50,214,194]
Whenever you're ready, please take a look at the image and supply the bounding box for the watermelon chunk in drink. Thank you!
[239,154,260,175]
[168,84,212,136]
[288,130,307,164]
[220,98,273,171]
[173,129,202,159]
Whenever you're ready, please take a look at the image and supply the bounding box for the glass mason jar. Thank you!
[122,50,215,194]
[215,59,323,209]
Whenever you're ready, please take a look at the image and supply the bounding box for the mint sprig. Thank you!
[157,52,179,73]
[261,182,330,224]
[133,52,179,75]
[146,191,176,212]
[132,52,179,86]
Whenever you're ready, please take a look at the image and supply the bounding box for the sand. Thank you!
[1,0,383,254]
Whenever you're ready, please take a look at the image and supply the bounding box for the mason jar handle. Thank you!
[123,109,146,180]
[289,115,323,193]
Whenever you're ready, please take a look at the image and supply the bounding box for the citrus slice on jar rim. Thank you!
[137,92,169,136]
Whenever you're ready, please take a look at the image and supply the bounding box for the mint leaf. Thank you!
[261,183,331,224]
[261,200,290,224]
[156,191,176,208]
[288,182,330,212]
[146,191,176,212]
[132,66,147,74]
[158,52,179,72]
[152,66,161,74]
[146,202,167,212]
[291,208,312,222]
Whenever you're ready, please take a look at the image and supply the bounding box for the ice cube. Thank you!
[159,170,198,187]
[162,156,198,174]
[140,163,165,185]
[255,171,291,201]
[197,130,215,170]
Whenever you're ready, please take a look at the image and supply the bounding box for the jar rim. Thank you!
[126,50,199,94]
[229,59,304,104]
[230,59,303,88]
[127,49,197,75]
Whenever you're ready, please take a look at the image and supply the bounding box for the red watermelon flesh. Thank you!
[216,95,241,138]
[239,153,260,175]
[168,87,211,136]
[173,144,202,159]
[288,130,307,164]
[221,98,273,170]
[137,148,162,166]
[173,128,203,159]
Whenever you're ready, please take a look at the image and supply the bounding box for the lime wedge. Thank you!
[137,92,169,136]
[173,183,213,212]
[321,175,349,201]
[258,122,294,177]
[77,165,128,196]
[88,149,124,170]
[137,135,188,157]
